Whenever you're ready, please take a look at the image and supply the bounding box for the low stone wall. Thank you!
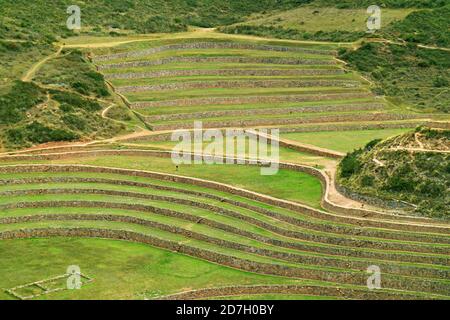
[131,92,373,108]
[2,177,448,261]
[156,285,426,300]
[94,42,335,62]
[278,121,426,134]
[0,163,446,235]
[335,183,416,210]
[106,68,344,80]
[121,120,423,143]
[0,228,447,296]
[2,213,445,279]
[143,103,384,122]
[425,121,450,130]
[3,189,446,255]
[149,113,427,131]
[99,56,336,71]
[117,80,360,93]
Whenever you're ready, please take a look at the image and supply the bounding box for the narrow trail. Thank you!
[22,45,64,82]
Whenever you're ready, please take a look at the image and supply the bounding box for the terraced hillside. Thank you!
[93,37,436,132]
[1,30,449,300]
[0,145,449,300]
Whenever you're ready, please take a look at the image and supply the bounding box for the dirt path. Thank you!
[22,45,64,82]
[62,28,351,50]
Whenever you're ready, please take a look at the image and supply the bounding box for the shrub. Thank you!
[339,150,362,178]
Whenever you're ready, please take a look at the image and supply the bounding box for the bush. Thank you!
[339,150,362,178]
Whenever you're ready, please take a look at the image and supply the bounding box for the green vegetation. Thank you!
[35,50,110,97]
[383,5,450,47]
[338,127,450,218]
[0,165,448,300]
[339,42,450,113]
[313,0,447,9]
[0,43,127,150]
[0,238,301,300]
[281,128,410,152]
[220,6,413,42]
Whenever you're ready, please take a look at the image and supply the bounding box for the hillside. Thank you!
[339,42,450,113]
[337,126,450,218]
[0,49,126,150]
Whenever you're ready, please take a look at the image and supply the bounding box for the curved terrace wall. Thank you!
[106,68,345,80]
[117,80,360,93]
[94,42,336,62]
[0,162,446,233]
[0,228,447,296]
[131,92,374,108]
[149,113,429,131]
[2,179,445,246]
[1,212,446,279]
[143,103,385,122]
[98,57,336,71]
[156,285,428,300]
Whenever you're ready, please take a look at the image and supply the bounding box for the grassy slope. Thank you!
[339,42,450,113]
[0,238,303,300]
[281,128,411,152]
[0,50,125,150]
[220,6,413,42]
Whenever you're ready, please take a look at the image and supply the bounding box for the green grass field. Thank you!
[281,128,412,152]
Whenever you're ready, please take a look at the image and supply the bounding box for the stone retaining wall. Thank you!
[0,228,447,296]
[3,199,445,254]
[335,183,416,210]
[1,177,447,252]
[94,42,335,62]
[0,164,446,235]
[131,92,373,108]
[2,213,446,279]
[99,56,336,71]
[278,121,426,134]
[121,121,423,143]
[149,113,427,131]
[0,156,436,228]
[144,103,384,123]
[117,80,360,93]
[156,285,426,300]
[106,68,344,80]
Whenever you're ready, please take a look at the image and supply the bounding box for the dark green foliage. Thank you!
[383,5,450,47]
[0,0,313,41]
[361,175,375,187]
[139,16,187,33]
[35,50,110,98]
[364,139,382,151]
[6,121,79,145]
[338,128,450,218]
[51,91,102,112]
[62,113,87,130]
[313,0,447,9]
[340,42,450,112]
[339,150,362,178]
[0,81,45,125]
[220,25,365,42]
